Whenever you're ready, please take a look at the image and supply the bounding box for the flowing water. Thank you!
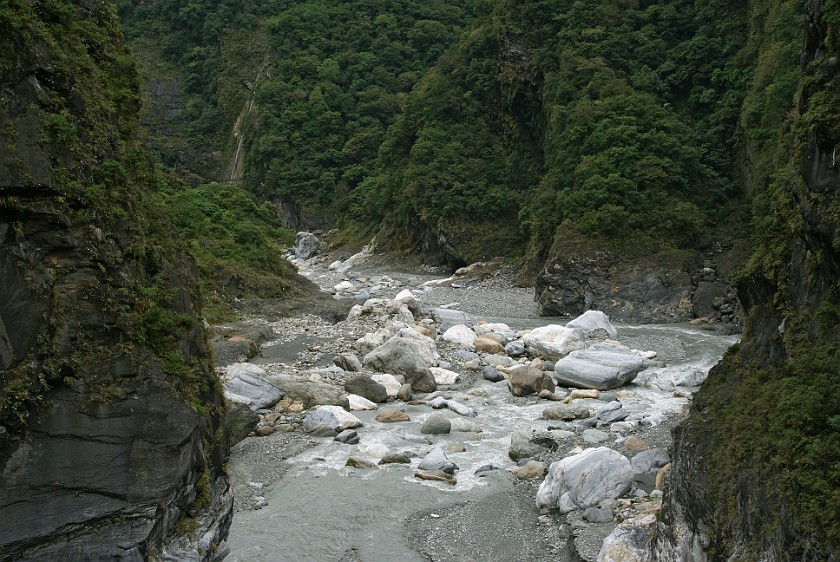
[225,319,738,561]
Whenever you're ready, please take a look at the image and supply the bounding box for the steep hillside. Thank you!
[654,0,840,558]
[117,0,473,229]
[0,0,230,558]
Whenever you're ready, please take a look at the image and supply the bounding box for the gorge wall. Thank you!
[654,0,840,558]
[0,1,231,559]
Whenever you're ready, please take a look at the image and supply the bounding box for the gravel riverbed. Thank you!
[219,246,738,561]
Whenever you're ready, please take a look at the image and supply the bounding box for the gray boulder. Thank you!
[536,447,633,513]
[441,324,477,349]
[566,310,618,339]
[334,353,363,372]
[344,376,388,403]
[363,337,436,392]
[508,365,555,397]
[334,429,360,444]
[505,339,526,357]
[542,402,593,420]
[431,308,471,330]
[596,401,629,423]
[554,343,648,390]
[429,396,476,417]
[418,448,450,471]
[303,405,363,433]
[509,429,556,462]
[583,506,614,523]
[483,365,505,383]
[294,231,320,259]
[421,414,451,434]
[630,448,671,474]
[266,374,348,409]
[671,367,707,387]
[223,371,282,412]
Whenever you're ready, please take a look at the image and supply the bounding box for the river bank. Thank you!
[216,243,738,561]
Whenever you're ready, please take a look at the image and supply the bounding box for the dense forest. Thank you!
[117,0,778,268]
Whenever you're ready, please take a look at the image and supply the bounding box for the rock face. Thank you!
[0,3,231,558]
[535,231,700,323]
[653,4,840,559]
[536,447,633,514]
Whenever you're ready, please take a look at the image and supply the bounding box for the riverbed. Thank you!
[222,252,738,561]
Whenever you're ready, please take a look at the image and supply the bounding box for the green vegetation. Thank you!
[677,0,840,555]
[154,179,300,321]
[0,0,220,449]
[362,0,756,258]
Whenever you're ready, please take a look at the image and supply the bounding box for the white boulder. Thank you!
[536,447,633,513]
[430,367,460,385]
[523,325,585,360]
[442,324,477,350]
[566,310,618,339]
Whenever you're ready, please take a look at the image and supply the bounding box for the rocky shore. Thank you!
[215,238,738,561]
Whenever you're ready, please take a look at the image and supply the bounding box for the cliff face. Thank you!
[0,1,231,559]
[654,0,840,558]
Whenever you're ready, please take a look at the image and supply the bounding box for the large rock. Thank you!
[223,371,283,411]
[598,512,659,562]
[370,373,403,398]
[554,343,648,390]
[474,336,504,354]
[543,402,593,420]
[418,448,450,471]
[303,406,363,433]
[347,394,377,411]
[523,325,585,360]
[566,310,618,339]
[363,338,436,392]
[536,447,633,513]
[294,231,320,259]
[509,429,556,462]
[354,328,393,355]
[508,365,555,396]
[431,308,471,330]
[421,414,451,434]
[430,367,460,385]
[266,374,348,409]
[334,353,363,372]
[441,324,477,349]
[344,376,388,403]
[398,328,440,366]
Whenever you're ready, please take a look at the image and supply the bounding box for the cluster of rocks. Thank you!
[688,258,742,330]
[221,245,733,559]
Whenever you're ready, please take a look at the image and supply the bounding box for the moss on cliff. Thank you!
[660,1,840,557]
[0,0,231,557]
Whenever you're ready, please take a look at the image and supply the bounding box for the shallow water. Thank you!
[226,322,738,560]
